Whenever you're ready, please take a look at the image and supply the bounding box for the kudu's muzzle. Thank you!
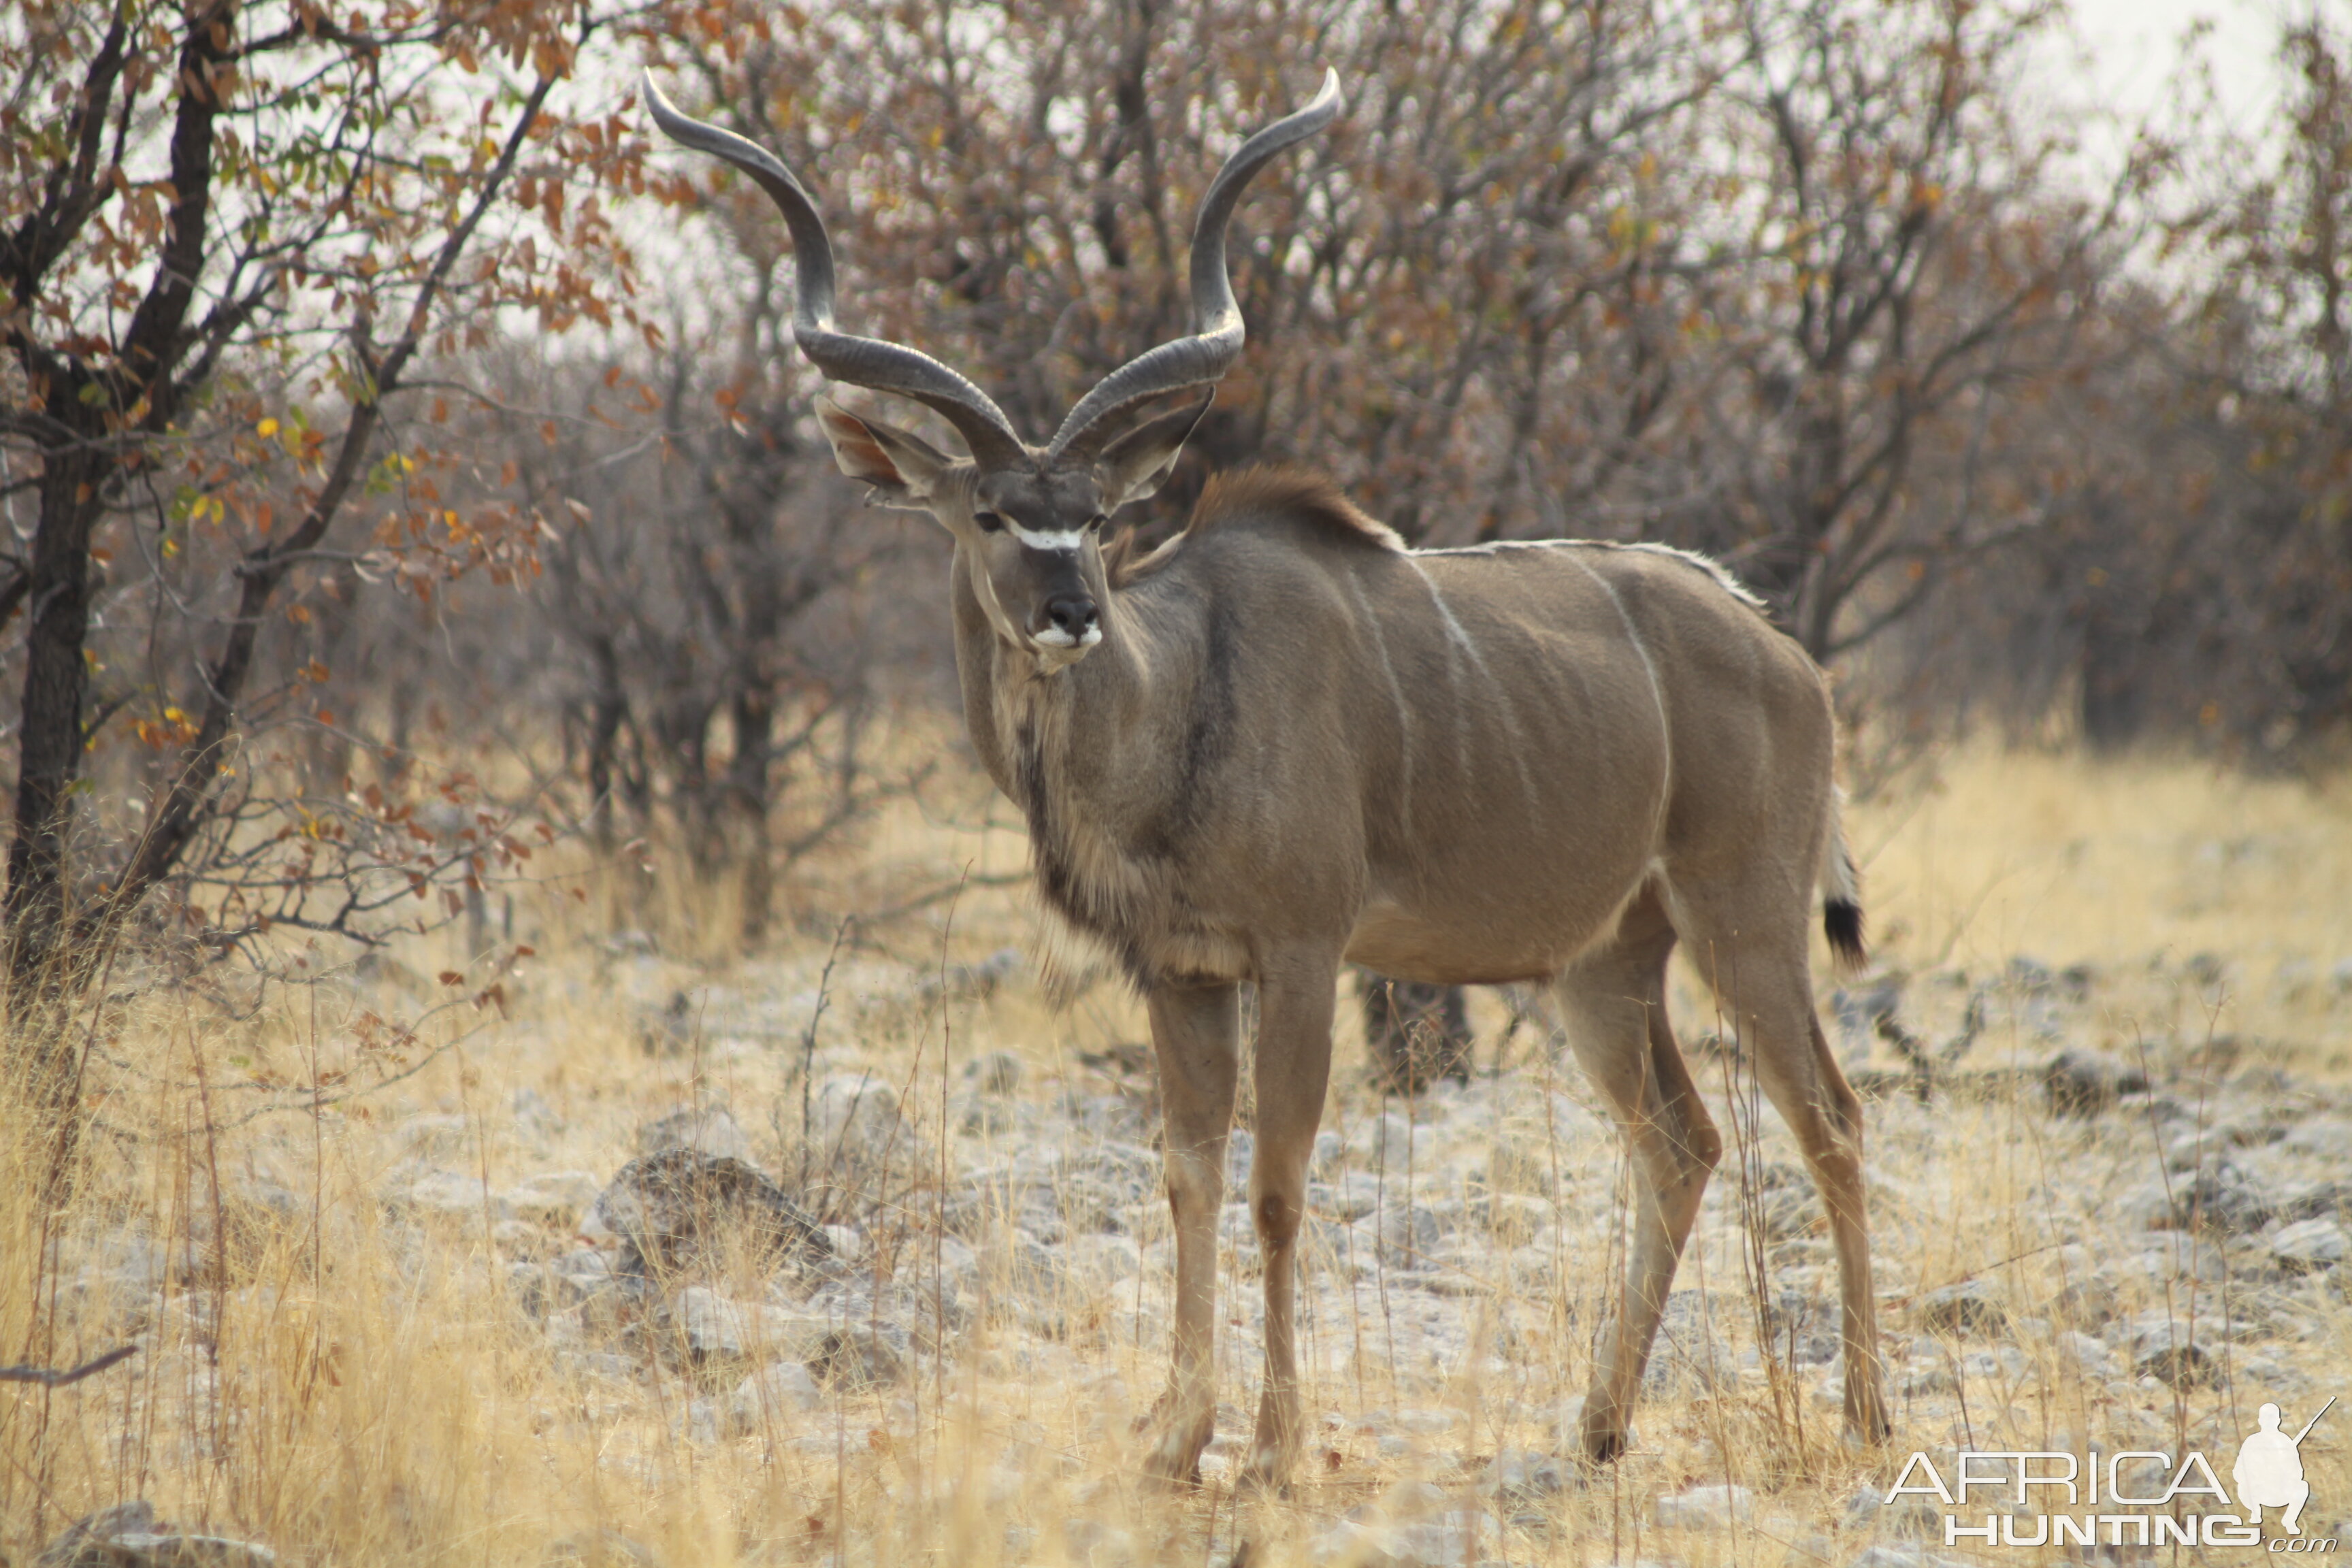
[1030,554,1102,659]
[1043,590,1099,642]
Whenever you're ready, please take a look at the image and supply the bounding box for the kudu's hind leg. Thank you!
[1555,897,1722,1463]
[1687,924,1890,1446]
[1238,949,1340,1492]
[1140,979,1241,1484]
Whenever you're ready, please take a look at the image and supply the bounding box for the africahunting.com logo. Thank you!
[1888,1397,2336,1552]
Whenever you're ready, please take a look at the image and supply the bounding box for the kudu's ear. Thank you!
[818,398,954,510]
[1097,394,1213,511]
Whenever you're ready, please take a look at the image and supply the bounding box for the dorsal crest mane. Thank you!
[1188,467,1404,553]
[1106,466,1403,588]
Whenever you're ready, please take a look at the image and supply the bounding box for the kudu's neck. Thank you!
[947,548,1184,815]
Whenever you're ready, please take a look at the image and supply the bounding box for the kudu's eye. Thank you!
[973,510,1005,534]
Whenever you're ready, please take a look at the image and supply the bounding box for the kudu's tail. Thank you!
[1819,787,1867,972]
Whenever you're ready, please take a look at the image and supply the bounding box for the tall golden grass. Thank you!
[3,742,2345,1565]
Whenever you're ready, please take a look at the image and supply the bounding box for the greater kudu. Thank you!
[645,70,1891,1488]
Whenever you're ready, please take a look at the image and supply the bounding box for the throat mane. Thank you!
[995,657,1240,990]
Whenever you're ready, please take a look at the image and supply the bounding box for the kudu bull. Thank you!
[646,70,1891,1487]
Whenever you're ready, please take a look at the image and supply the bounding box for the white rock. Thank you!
[677,1397,723,1444]
[490,1218,540,1254]
[542,1531,657,1567]
[727,1360,821,1433]
[1551,1394,1590,1451]
[1310,1129,1344,1177]
[503,1171,602,1228]
[1850,1548,1972,1568]
[512,1086,564,1134]
[2126,1232,2226,1283]
[551,1247,613,1284]
[667,1286,830,1362]
[39,1505,279,1568]
[2271,1217,2347,1273]
[91,1533,276,1568]
[1657,1483,1754,1529]
[1324,1171,1387,1220]
[1956,1348,2026,1379]
[2123,1311,2220,1385]
[966,1050,1024,1095]
[1348,1111,1437,1173]
[2059,1331,2117,1377]
[2282,1120,2352,1160]
[1377,1203,1448,1265]
[814,1074,906,1170]
[1482,1448,1570,1499]
[401,1171,512,1222]
[1068,1233,1144,1286]
[1309,1514,1499,1568]
[396,1113,474,1158]
[934,1234,978,1277]
[1393,1407,1460,1435]
[636,1105,754,1164]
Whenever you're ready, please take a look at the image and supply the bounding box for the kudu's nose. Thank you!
[1045,593,1099,640]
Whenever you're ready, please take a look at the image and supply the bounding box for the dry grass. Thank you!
[1849,749,2352,1068]
[3,742,2348,1567]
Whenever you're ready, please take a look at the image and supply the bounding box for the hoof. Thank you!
[1137,1431,1204,1488]
[1141,1456,1204,1490]
[1844,1403,1893,1448]
[1138,1428,1207,1488]
[1134,1393,1213,1488]
[1578,1422,1629,1467]
[1235,1449,1293,1499]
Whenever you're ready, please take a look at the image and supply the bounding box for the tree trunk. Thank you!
[2079,598,2148,750]
[726,685,774,943]
[585,637,627,851]
[1358,970,1473,1092]
[5,423,110,1175]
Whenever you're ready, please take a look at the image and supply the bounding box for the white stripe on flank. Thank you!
[1569,553,1673,843]
[1409,559,1537,811]
[1346,574,1414,836]
[1400,562,1471,773]
[1410,559,1485,669]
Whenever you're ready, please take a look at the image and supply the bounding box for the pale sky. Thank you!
[2061,0,2296,135]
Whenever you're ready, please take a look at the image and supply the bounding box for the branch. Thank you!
[0,559,29,626]
[0,15,130,307]
[98,72,562,934]
[0,1345,137,1387]
[116,0,235,406]
[851,871,1030,926]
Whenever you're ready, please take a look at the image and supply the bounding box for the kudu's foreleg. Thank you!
[1555,915,1720,1463]
[1140,979,1241,1484]
[1238,951,1339,1492]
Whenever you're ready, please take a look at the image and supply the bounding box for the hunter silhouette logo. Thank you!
[2237,1399,2333,1537]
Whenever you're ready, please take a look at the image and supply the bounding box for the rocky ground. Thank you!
[26,938,2352,1567]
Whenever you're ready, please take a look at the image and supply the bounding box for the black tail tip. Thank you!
[1824,899,1866,968]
